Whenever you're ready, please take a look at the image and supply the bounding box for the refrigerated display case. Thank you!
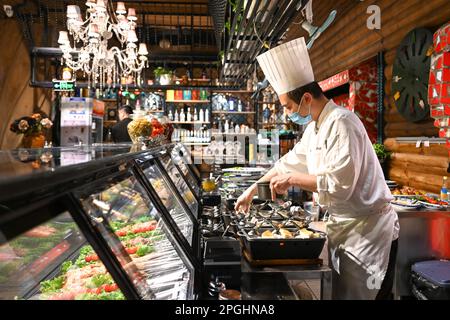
[0,144,201,300]
[169,143,202,198]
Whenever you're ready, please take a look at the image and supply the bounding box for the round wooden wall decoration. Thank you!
[392,28,434,122]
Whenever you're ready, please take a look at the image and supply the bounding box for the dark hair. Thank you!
[119,105,133,115]
[286,81,324,104]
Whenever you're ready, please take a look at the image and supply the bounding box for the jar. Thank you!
[192,89,200,100]
[127,109,152,144]
[183,90,192,100]
[175,90,183,100]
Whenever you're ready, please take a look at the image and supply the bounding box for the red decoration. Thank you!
[429,22,450,154]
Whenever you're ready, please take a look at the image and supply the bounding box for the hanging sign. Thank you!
[318,70,349,92]
[52,79,75,91]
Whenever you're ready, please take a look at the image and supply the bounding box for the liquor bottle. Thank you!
[238,100,242,112]
[199,108,204,122]
[205,109,209,122]
[187,107,191,121]
[174,110,179,122]
[224,119,229,133]
[194,108,198,122]
[441,176,448,201]
[168,110,173,121]
[180,109,185,122]
[229,100,234,111]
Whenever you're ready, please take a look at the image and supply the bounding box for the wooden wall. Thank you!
[285,0,450,193]
[0,18,52,150]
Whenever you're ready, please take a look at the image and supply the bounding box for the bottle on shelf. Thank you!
[205,109,210,122]
[174,110,179,122]
[235,123,240,133]
[441,176,448,202]
[180,108,185,122]
[168,110,173,121]
[199,108,204,122]
[187,107,191,121]
[238,100,242,112]
[224,119,229,133]
[229,99,234,111]
[194,108,198,122]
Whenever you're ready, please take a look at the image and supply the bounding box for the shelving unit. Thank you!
[212,111,255,115]
[170,121,210,124]
[166,100,210,104]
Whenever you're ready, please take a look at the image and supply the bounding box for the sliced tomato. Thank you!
[116,230,127,237]
[126,247,138,254]
[104,284,119,292]
[85,254,99,262]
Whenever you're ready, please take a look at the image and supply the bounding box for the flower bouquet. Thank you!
[10,113,53,148]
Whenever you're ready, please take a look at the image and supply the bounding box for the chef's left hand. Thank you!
[270,174,292,201]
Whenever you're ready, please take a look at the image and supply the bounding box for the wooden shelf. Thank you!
[180,142,211,146]
[170,121,210,124]
[166,100,210,104]
[211,132,257,136]
[212,111,255,114]
[212,90,254,94]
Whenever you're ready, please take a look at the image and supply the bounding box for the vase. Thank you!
[21,134,45,148]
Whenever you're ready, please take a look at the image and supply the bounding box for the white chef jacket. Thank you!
[274,100,399,299]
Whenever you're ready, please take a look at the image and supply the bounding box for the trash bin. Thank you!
[411,260,450,300]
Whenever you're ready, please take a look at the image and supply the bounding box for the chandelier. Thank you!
[57,0,149,88]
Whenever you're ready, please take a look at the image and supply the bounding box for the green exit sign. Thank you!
[52,80,75,91]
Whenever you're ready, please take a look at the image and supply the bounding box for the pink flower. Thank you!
[18,120,29,132]
[40,118,53,129]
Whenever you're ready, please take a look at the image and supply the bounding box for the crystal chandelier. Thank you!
[57,0,149,88]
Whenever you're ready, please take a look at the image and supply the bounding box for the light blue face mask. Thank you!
[288,96,312,125]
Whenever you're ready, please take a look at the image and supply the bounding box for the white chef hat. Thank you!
[256,37,314,95]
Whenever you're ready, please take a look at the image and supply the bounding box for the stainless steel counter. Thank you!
[394,208,450,298]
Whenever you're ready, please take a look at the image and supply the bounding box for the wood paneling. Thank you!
[0,19,51,150]
[284,0,450,192]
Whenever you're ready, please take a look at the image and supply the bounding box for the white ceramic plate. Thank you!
[391,198,422,210]
[417,200,446,209]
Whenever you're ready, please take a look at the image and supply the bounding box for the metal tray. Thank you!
[237,228,326,260]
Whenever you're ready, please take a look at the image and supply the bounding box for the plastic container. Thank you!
[411,260,450,300]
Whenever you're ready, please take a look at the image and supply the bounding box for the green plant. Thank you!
[153,67,172,77]
[373,143,391,161]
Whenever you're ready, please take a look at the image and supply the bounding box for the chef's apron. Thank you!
[308,134,396,300]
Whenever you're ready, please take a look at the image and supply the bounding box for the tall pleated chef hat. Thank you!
[256,37,314,95]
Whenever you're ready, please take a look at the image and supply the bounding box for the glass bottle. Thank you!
[441,176,448,202]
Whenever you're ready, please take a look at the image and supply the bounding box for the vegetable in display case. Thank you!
[0,144,200,300]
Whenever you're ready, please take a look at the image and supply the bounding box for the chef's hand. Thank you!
[270,174,292,201]
[234,185,257,213]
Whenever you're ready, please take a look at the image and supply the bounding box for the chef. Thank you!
[235,37,399,300]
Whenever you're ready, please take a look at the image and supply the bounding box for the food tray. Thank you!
[237,228,326,260]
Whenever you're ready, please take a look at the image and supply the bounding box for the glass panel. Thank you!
[141,163,194,246]
[170,148,200,196]
[0,212,126,300]
[79,171,194,300]
[159,154,199,216]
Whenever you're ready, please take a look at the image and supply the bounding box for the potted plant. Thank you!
[373,143,391,163]
[153,67,173,85]
[373,143,391,178]
[10,113,53,148]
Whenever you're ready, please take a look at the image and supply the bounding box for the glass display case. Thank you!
[0,144,200,300]
[170,143,201,198]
